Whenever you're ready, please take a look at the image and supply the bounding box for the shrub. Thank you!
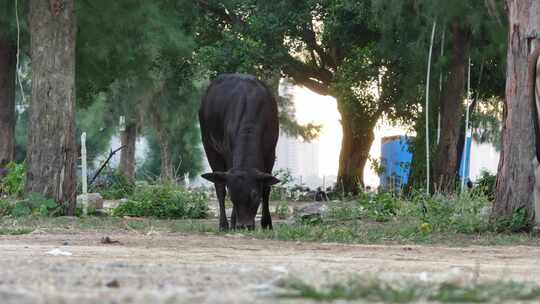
[405,192,490,234]
[112,184,208,219]
[0,199,13,217]
[358,192,401,222]
[93,171,134,199]
[10,193,60,217]
[474,170,496,201]
[492,208,531,232]
[0,162,25,197]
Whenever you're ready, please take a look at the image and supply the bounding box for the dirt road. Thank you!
[1,231,540,303]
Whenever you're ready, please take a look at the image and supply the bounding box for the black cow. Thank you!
[199,74,280,230]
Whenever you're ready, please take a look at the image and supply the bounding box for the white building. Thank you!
[274,132,320,188]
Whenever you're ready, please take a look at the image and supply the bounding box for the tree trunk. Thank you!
[0,35,16,167]
[433,21,470,193]
[336,100,376,195]
[492,0,540,221]
[158,133,174,183]
[119,122,136,182]
[26,0,77,215]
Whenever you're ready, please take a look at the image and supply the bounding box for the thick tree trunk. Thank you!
[119,123,136,182]
[336,100,376,195]
[433,21,470,193]
[26,0,77,215]
[493,0,540,221]
[0,35,16,167]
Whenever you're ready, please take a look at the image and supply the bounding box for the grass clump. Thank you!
[279,277,540,303]
[0,227,33,235]
[112,184,209,219]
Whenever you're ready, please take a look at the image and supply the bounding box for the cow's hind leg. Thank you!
[261,186,273,230]
[215,183,229,231]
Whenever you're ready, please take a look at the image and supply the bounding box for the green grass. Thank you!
[0,190,539,246]
[0,227,33,235]
[278,277,540,303]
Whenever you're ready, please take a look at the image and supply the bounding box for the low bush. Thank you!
[474,170,496,201]
[0,199,13,217]
[10,193,61,217]
[92,171,134,199]
[112,184,208,219]
[0,162,25,197]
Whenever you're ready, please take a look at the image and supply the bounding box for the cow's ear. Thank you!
[201,172,228,184]
[256,172,280,186]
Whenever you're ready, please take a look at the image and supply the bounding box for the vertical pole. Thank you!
[437,30,445,144]
[425,21,437,195]
[461,58,472,193]
[81,132,88,215]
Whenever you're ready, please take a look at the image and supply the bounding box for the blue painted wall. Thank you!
[380,136,413,191]
[458,136,472,180]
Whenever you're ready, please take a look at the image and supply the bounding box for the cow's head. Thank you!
[202,168,280,229]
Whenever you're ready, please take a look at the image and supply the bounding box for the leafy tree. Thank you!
[77,0,199,181]
[196,0,414,193]
[372,0,506,192]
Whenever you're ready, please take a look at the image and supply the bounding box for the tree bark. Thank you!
[0,35,16,167]
[493,0,540,221]
[158,132,174,183]
[433,21,470,193]
[26,0,77,215]
[119,122,136,182]
[336,100,376,195]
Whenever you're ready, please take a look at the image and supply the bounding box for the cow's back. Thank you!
[199,74,279,171]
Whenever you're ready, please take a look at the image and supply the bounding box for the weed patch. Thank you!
[112,184,209,219]
[279,277,540,303]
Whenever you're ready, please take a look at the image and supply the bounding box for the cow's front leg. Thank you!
[261,186,273,230]
[216,184,229,231]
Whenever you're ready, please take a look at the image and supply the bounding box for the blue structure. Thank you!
[458,136,472,180]
[380,136,413,192]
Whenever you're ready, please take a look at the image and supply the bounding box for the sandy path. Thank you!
[1,232,540,303]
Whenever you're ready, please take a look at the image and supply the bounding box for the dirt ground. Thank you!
[2,230,540,304]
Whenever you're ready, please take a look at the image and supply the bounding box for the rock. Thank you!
[290,202,328,224]
[105,279,120,288]
[76,193,104,210]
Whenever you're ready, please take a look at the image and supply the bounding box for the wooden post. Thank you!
[81,132,88,215]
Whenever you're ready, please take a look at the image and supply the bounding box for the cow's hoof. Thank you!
[261,222,273,230]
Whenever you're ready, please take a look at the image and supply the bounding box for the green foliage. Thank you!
[358,192,401,222]
[112,184,208,219]
[492,208,530,233]
[10,193,60,217]
[474,170,497,201]
[0,162,25,197]
[93,172,134,200]
[279,277,540,303]
[274,201,290,219]
[0,199,13,217]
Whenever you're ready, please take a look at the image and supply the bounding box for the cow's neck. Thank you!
[231,128,263,169]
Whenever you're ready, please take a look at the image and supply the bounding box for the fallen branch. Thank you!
[89,145,126,187]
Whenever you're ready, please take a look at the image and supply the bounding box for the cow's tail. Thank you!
[529,47,540,163]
